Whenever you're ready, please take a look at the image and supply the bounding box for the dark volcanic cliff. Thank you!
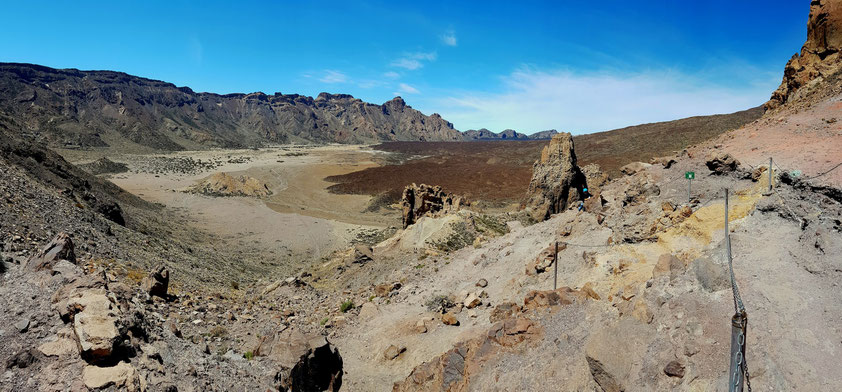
[0,63,462,150]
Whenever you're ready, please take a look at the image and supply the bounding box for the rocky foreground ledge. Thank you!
[1,233,343,391]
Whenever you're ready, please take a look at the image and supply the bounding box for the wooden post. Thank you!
[553,241,558,290]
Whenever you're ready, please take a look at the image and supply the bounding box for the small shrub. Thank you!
[320,317,330,326]
[415,263,425,269]
[475,214,509,236]
[340,300,355,313]
[230,281,240,290]
[244,351,254,361]
[432,222,476,252]
[425,294,454,313]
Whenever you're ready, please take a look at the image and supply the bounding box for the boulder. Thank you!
[255,329,343,391]
[26,232,75,271]
[664,360,686,378]
[383,344,406,360]
[523,132,587,221]
[141,266,169,298]
[38,337,78,357]
[400,183,467,228]
[463,293,481,309]
[441,313,459,326]
[489,302,521,323]
[374,282,401,297]
[352,244,374,264]
[705,152,740,175]
[70,288,123,363]
[620,162,651,176]
[358,302,379,319]
[82,363,145,391]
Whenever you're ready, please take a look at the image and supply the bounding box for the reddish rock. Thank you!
[523,132,587,221]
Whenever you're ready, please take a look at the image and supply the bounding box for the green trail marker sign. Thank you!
[685,171,695,179]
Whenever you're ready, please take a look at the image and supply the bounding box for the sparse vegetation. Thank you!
[432,221,477,252]
[340,300,355,313]
[425,294,454,313]
[244,351,254,361]
[475,214,509,236]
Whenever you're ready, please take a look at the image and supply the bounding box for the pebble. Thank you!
[15,319,30,333]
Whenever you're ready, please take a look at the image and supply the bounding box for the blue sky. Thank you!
[1,1,808,134]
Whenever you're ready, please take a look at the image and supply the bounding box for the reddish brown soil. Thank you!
[326,107,763,204]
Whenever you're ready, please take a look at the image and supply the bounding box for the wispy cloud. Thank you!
[383,71,401,79]
[397,83,420,94]
[440,31,457,47]
[435,67,774,134]
[319,70,348,83]
[391,51,437,70]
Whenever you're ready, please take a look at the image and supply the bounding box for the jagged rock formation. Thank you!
[25,232,75,271]
[523,132,587,221]
[141,266,169,298]
[400,183,467,228]
[767,0,842,109]
[0,63,462,151]
[188,172,271,197]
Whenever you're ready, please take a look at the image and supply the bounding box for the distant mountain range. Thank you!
[461,128,558,141]
[0,63,463,151]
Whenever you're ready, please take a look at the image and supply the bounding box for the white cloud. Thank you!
[319,70,347,84]
[398,83,420,94]
[391,51,437,70]
[383,71,401,79]
[440,31,457,47]
[435,67,774,134]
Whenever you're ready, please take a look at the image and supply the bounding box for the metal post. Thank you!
[724,188,731,258]
[553,241,558,290]
[729,311,747,392]
[768,157,773,191]
[688,177,692,204]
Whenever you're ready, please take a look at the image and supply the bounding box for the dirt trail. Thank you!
[334,156,842,390]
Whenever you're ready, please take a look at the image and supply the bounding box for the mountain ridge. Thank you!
[0,62,462,151]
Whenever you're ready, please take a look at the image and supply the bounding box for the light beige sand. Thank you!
[77,145,398,263]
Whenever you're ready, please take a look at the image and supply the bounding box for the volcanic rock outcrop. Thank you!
[523,132,587,221]
[767,0,842,108]
[188,172,271,197]
[400,184,467,228]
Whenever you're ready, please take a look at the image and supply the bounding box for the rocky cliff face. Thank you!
[523,132,587,221]
[0,63,462,151]
[767,0,842,109]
